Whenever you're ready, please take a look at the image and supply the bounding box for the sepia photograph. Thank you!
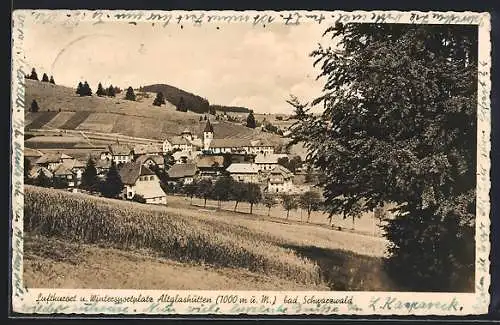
[10,10,492,315]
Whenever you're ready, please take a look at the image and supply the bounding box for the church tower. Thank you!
[203,119,214,151]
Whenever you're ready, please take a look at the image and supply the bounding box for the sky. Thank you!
[23,18,334,114]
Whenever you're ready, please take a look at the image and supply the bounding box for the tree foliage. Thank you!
[30,99,40,113]
[125,86,136,101]
[28,68,38,81]
[246,112,256,128]
[81,158,99,193]
[195,178,213,208]
[107,84,116,97]
[262,194,278,216]
[41,73,49,82]
[49,76,55,84]
[213,174,233,208]
[281,194,298,219]
[289,23,477,291]
[96,82,106,97]
[153,92,166,106]
[299,191,322,223]
[176,96,187,112]
[100,162,124,198]
[245,183,262,214]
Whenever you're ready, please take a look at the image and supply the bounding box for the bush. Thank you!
[132,194,146,204]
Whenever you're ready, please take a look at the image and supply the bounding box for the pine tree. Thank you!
[81,158,99,193]
[35,171,52,187]
[29,68,38,81]
[41,73,49,82]
[246,112,256,128]
[83,81,92,96]
[96,82,106,96]
[289,23,477,291]
[153,92,166,106]
[125,86,136,101]
[107,84,116,97]
[49,76,55,84]
[76,82,83,96]
[176,97,187,112]
[30,99,40,113]
[100,162,123,198]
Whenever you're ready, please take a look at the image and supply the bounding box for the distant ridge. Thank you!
[141,84,252,115]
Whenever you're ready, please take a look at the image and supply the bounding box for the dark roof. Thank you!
[167,136,191,146]
[196,155,224,168]
[24,147,43,158]
[35,152,73,164]
[209,138,250,148]
[119,161,155,185]
[136,154,164,166]
[133,143,162,155]
[167,163,198,179]
[203,120,214,133]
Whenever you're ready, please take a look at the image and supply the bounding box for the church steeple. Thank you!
[204,119,214,133]
[203,119,214,151]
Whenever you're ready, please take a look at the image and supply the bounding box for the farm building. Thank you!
[167,163,199,185]
[119,161,166,205]
[226,163,262,184]
[136,154,165,170]
[35,152,73,172]
[133,143,163,157]
[266,165,294,193]
[101,144,133,165]
[195,155,225,178]
[254,152,288,171]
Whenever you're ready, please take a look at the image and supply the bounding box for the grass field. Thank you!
[24,186,394,291]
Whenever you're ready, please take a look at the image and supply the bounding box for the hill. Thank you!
[140,83,211,114]
[24,79,282,145]
[211,104,252,114]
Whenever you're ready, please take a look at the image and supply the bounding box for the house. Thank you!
[28,166,53,180]
[136,154,165,170]
[101,144,133,165]
[162,136,193,154]
[35,152,73,172]
[119,161,167,204]
[244,139,275,155]
[133,143,163,157]
[167,163,199,185]
[226,163,262,184]
[206,138,250,154]
[52,159,87,188]
[254,153,288,171]
[172,150,197,164]
[266,165,294,193]
[196,155,225,178]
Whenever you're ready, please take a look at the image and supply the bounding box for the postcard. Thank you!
[10,9,491,316]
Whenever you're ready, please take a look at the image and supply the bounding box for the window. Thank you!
[150,176,154,181]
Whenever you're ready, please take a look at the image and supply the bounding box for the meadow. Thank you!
[24,186,394,291]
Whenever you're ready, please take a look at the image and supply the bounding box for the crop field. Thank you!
[25,111,59,129]
[24,186,393,290]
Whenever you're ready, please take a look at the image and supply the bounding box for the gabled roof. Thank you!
[29,166,53,179]
[209,138,250,148]
[249,138,273,147]
[35,152,73,164]
[167,136,191,146]
[226,163,260,174]
[133,143,162,155]
[24,147,43,158]
[53,160,76,176]
[204,120,214,133]
[167,163,198,179]
[109,144,132,156]
[119,161,155,185]
[269,165,294,177]
[136,154,164,166]
[254,153,288,164]
[196,155,224,168]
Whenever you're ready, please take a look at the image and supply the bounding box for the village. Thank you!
[24,118,320,213]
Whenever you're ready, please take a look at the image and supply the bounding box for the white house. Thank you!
[244,139,275,155]
[163,136,193,154]
[254,153,288,171]
[266,165,294,193]
[119,161,167,204]
[101,144,133,165]
[226,163,262,184]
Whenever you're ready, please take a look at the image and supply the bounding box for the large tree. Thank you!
[213,174,233,208]
[28,68,38,81]
[196,178,213,208]
[245,183,262,214]
[81,158,99,193]
[96,82,106,97]
[246,112,256,128]
[153,92,166,106]
[30,99,40,113]
[125,86,136,101]
[41,73,49,82]
[299,190,322,223]
[100,162,123,198]
[289,23,477,291]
